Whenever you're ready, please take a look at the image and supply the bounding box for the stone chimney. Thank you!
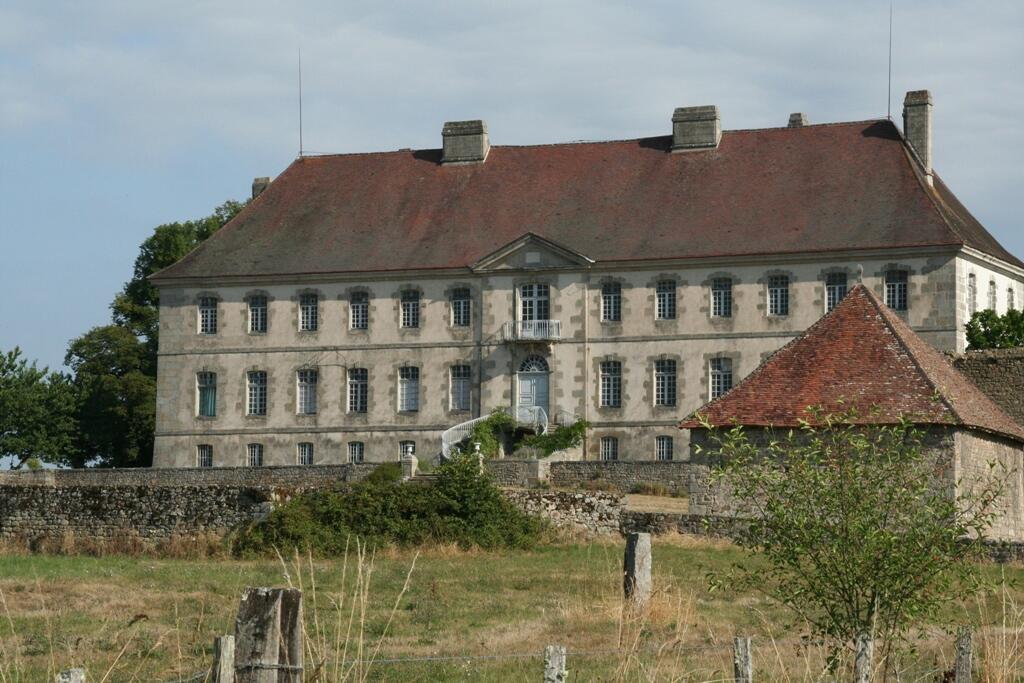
[788,112,809,128]
[902,90,933,185]
[442,120,490,164]
[252,177,270,199]
[671,105,721,152]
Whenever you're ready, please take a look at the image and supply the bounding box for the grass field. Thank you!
[2,537,1023,682]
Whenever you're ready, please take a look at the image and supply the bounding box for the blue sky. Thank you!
[2,1,1022,371]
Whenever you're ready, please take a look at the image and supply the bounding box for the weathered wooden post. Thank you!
[955,627,973,683]
[55,670,85,683]
[543,644,567,683]
[854,633,874,683]
[623,532,652,608]
[733,636,753,683]
[234,587,303,683]
[212,634,236,682]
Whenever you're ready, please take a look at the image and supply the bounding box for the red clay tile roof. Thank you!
[679,285,1024,442]
[152,119,1021,282]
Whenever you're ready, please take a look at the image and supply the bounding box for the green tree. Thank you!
[702,409,1003,662]
[965,309,1024,350]
[0,347,80,468]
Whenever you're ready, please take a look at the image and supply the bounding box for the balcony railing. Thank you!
[501,320,561,342]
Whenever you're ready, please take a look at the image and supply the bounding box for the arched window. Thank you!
[519,355,549,373]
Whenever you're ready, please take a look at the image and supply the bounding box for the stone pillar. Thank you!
[401,452,418,480]
[543,645,567,683]
[623,532,652,607]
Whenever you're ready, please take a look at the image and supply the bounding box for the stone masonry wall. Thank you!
[952,348,1024,427]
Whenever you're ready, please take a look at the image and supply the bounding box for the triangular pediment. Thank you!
[471,233,594,272]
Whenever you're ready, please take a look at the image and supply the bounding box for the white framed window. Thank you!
[656,280,676,320]
[601,282,621,322]
[350,292,369,330]
[988,280,998,312]
[399,440,416,458]
[451,288,471,327]
[600,436,619,461]
[247,443,264,467]
[1009,288,1017,312]
[297,369,318,415]
[248,295,268,333]
[767,275,789,316]
[247,371,267,416]
[599,361,622,408]
[885,270,908,311]
[196,444,213,468]
[826,272,848,312]
[297,442,314,466]
[654,359,677,407]
[198,297,218,334]
[348,441,365,463]
[299,293,319,331]
[197,371,217,417]
[400,290,420,328]
[398,367,420,412]
[348,368,368,413]
[967,273,977,315]
[655,436,673,461]
[710,358,733,399]
[711,278,732,318]
[450,365,472,411]
[520,284,550,321]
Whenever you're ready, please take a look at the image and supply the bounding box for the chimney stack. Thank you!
[672,105,721,152]
[902,90,933,185]
[788,112,809,128]
[442,120,490,164]
[252,177,270,199]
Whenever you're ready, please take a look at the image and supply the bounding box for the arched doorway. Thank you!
[517,355,550,419]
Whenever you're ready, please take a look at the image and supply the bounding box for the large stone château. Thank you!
[150,90,1024,467]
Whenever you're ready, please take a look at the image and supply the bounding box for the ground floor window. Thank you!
[399,440,416,458]
[196,444,213,468]
[247,443,264,467]
[655,436,674,461]
[297,442,314,465]
[348,441,365,463]
[600,436,619,461]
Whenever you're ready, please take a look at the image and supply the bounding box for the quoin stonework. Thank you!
[149,90,1024,467]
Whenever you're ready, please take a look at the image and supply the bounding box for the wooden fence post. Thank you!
[955,627,973,683]
[234,587,303,683]
[733,636,753,683]
[55,670,85,683]
[623,532,652,608]
[212,634,236,683]
[854,633,874,683]
[543,645,567,683]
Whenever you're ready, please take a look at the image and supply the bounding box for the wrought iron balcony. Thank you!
[501,320,561,342]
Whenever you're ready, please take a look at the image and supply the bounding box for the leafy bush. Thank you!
[234,454,543,556]
[966,309,1024,349]
[456,409,517,458]
[521,419,589,456]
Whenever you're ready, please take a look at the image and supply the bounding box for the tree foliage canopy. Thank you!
[965,309,1024,350]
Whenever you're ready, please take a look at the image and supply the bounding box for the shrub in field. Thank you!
[234,455,543,555]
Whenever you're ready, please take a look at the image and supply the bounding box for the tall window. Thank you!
[399,440,416,457]
[398,367,420,411]
[600,436,619,461]
[885,270,908,311]
[196,444,213,468]
[297,369,318,415]
[967,273,977,315]
[599,361,622,408]
[1010,288,1017,312]
[655,436,674,461]
[601,282,622,322]
[196,372,217,417]
[767,275,790,316]
[520,284,550,321]
[450,365,472,411]
[247,371,267,416]
[826,272,848,312]
[654,359,677,407]
[248,295,268,333]
[350,292,369,330]
[348,441,365,463]
[988,280,998,311]
[400,290,420,328]
[299,293,319,331]
[710,358,733,399]
[348,368,368,413]
[247,443,264,467]
[656,280,676,320]
[198,297,218,334]
[711,278,732,318]
[297,442,314,465]
[451,288,471,327]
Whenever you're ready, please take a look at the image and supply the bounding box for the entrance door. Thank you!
[517,355,550,420]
